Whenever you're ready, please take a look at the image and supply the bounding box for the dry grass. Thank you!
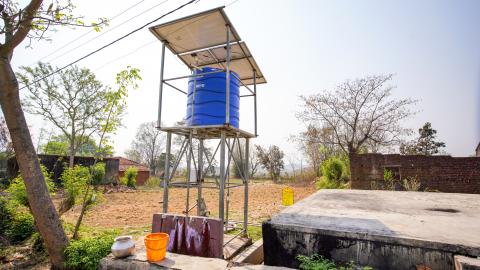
[61,181,316,229]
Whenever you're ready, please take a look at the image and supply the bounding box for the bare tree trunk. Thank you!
[69,129,75,168]
[0,58,68,269]
[72,183,90,240]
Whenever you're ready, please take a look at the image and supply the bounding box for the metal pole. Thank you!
[244,138,249,235]
[225,138,235,231]
[163,132,171,213]
[253,70,257,136]
[157,42,166,128]
[219,131,226,225]
[197,139,204,216]
[190,69,197,126]
[186,133,192,216]
[225,25,231,125]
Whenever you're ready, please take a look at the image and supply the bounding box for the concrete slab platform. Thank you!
[224,234,252,260]
[263,189,480,270]
[100,237,229,270]
[232,239,264,265]
[454,255,480,270]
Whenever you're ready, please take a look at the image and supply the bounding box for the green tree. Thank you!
[0,0,105,267]
[156,153,175,176]
[18,63,123,168]
[42,134,113,156]
[43,139,69,155]
[72,67,141,240]
[400,122,446,155]
[256,145,285,182]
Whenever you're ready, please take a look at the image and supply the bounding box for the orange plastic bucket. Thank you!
[144,233,169,262]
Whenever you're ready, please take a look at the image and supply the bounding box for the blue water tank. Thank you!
[186,67,240,128]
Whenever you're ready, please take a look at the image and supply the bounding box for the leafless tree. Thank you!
[125,121,165,175]
[291,125,339,176]
[297,74,416,155]
[287,156,297,180]
[249,145,260,179]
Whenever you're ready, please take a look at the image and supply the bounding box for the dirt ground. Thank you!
[62,181,317,229]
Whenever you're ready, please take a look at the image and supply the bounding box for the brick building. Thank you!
[350,153,480,194]
[116,157,150,185]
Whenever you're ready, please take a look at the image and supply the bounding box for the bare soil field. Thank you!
[62,181,316,229]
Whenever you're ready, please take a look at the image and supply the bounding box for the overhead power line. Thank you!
[46,0,170,64]
[20,0,199,90]
[35,0,149,64]
[93,40,157,72]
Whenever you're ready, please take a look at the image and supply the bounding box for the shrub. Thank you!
[6,211,35,243]
[297,254,336,270]
[402,176,421,191]
[297,254,372,270]
[91,163,106,185]
[316,176,348,190]
[145,176,161,188]
[321,157,345,183]
[31,232,46,253]
[6,165,54,207]
[121,167,137,188]
[61,165,90,202]
[382,169,396,190]
[65,231,116,270]
[0,195,14,235]
[317,157,347,190]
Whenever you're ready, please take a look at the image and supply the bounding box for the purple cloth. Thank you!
[166,217,211,257]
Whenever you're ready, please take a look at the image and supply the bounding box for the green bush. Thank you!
[91,163,106,185]
[321,157,345,183]
[0,195,14,235]
[316,158,347,189]
[6,211,35,243]
[297,254,337,270]
[145,176,161,188]
[316,176,348,190]
[61,165,90,204]
[297,254,372,270]
[65,231,116,270]
[6,165,54,207]
[31,232,46,253]
[121,167,137,188]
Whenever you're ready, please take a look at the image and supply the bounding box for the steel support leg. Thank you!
[253,70,257,136]
[197,139,204,216]
[162,132,171,213]
[157,42,166,128]
[244,138,250,236]
[186,133,192,216]
[225,25,231,125]
[219,131,226,226]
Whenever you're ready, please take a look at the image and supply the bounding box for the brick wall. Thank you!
[7,154,119,184]
[350,153,480,194]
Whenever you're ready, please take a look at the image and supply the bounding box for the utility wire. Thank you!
[35,0,149,64]
[20,0,199,90]
[92,40,156,72]
[46,0,170,64]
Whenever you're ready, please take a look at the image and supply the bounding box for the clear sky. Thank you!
[12,0,480,159]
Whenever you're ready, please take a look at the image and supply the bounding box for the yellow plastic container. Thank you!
[282,187,294,206]
[144,233,169,262]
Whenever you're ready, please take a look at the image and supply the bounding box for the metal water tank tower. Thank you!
[149,6,267,247]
